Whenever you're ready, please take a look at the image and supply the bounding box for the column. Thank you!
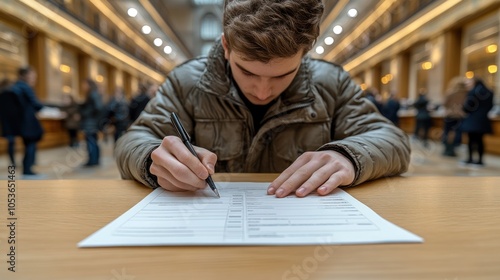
[77,54,90,99]
[390,52,410,99]
[28,32,48,101]
[123,71,132,99]
[427,35,446,103]
[442,30,462,94]
[106,63,116,97]
[364,65,381,93]
[44,37,63,104]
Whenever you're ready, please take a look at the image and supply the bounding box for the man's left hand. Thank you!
[267,150,355,198]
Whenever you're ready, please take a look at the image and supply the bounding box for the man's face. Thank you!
[222,37,302,105]
[26,70,37,87]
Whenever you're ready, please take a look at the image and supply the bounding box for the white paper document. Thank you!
[78,183,423,247]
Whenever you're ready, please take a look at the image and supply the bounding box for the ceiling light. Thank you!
[333,25,343,35]
[142,25,151,34]
[486,44,497,53]
[154,38,163,47]
[421,61,433,70]
[347,9,358,18]
[59,64,71,73]
[127,8,138,17]
[164,45,173,54]
[324,37,334,45]
[488,65,497,74]
[315,46,324,54]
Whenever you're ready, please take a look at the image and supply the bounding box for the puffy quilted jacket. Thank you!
[115,39,410,189]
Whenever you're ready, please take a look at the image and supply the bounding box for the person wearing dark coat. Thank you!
[364,87,383,113]
[10,67,45,175]
[413,90,432,147]
[79,78,104,166]
[106,88,129,143]
[461,78,494,166]
[0,78,21,166]
[129,83,156,123]
[381,92,401,126]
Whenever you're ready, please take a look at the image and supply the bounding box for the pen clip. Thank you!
[170,112,191,142]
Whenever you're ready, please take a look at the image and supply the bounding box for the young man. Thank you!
[115,0,410,198]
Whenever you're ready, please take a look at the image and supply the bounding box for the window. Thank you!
[93,12,100,33]
[409,43,431,101]
[193,0,223,5]
[60,47,78,102]
[201,43,213,56]
[78,1,87,22]
[462,13,499,96]
[200,13,220,40]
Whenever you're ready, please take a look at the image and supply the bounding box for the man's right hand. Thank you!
[149,136,217,192]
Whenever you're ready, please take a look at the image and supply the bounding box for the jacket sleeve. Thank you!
[317,69,410,186]
[114,69,192,188]
[21,84,44,111]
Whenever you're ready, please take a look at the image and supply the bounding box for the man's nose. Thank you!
[255,80,272,100]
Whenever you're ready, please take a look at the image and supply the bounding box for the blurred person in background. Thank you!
[413,89,432,147]
[106,87,129,143]
[441,77,468,157]
[129,82,156,123]
[381,92,401,126]
[0,78,20,166]
[79,78,104,167]
[10,67,45,176]
[61,94,80,148]
[364,87,383,112]
[461,77,494,166]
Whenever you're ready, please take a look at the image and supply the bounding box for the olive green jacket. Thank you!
[115,40,410,189]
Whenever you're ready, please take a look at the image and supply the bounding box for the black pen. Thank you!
[170,112,220,198]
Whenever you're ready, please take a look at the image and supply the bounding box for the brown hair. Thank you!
[18,66,34,78]
[223,0,324,62]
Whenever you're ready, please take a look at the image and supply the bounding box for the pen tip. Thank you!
[214,189,220,198]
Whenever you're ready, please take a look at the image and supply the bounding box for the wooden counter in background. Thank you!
[0,117,69,154]
[399,115,500,155]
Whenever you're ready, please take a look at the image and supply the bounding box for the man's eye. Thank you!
[242,71,255,76]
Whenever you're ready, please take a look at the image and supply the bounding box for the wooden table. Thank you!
[1,175,499,279]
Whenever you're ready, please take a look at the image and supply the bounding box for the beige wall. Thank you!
[0,20,28,81]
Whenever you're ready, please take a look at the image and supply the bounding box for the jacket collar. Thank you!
[197,37,315,107]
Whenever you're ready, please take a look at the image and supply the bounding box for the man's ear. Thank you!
[221,33,230,60]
